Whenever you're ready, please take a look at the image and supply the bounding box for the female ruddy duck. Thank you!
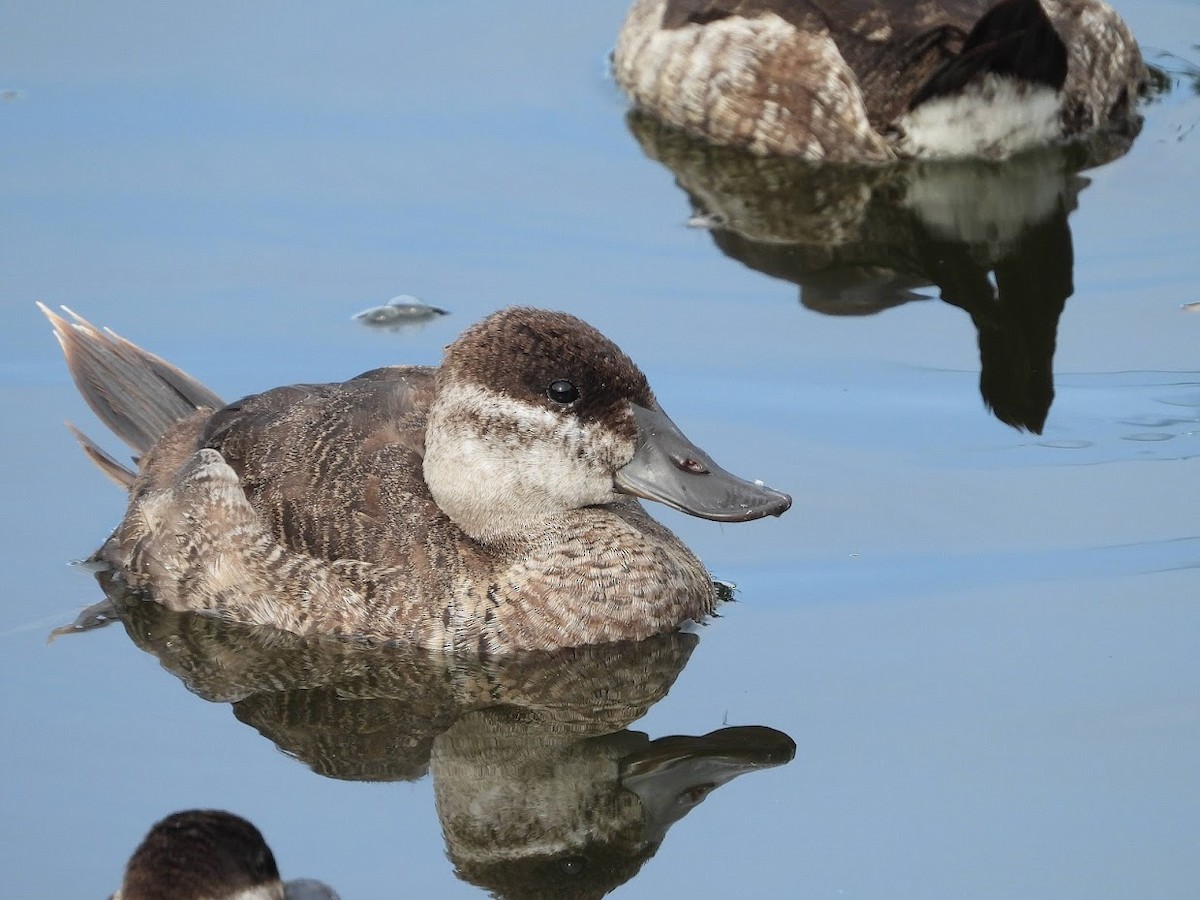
[113,810,338,900]
[613,0,1147,161]
[42,305,790,653]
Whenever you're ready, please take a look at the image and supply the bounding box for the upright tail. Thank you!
[909,0,1068,111]
[38,303,225,488]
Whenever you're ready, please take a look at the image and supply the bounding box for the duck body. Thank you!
[43,306,790,653]
[613,0,1146,161]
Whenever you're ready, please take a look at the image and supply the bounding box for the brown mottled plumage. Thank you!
[613,0,1146,160]
[41,305,790,653]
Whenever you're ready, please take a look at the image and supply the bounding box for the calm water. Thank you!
[3,2,1200,897]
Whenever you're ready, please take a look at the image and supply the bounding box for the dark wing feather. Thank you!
[200,366,440,564]
[910,0,1068,109]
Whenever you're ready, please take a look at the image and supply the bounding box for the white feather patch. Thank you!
[898,76,1063,160]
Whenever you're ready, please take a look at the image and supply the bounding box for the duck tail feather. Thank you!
[65,422,138,488]
[38,302,224,456]
[910,0,1068,110]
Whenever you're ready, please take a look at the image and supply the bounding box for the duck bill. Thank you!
[620,726,797,843]
[614,402,792,522]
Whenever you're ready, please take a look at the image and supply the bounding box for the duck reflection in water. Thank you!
[627,111,1144,433]
[68,576,795,899]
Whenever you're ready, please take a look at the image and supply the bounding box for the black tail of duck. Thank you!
[909,0,1068,109]
[613,0,1147,161]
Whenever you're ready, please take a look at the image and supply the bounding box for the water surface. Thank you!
[3,2,1199,897]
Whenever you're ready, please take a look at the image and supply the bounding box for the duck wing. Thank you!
[200,366,442,564]
[660,0,1003,127]
[662,0,977,31]
[909,0,1067,110]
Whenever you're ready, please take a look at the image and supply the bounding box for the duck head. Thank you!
[113,809,339,900]
[423,307,791,543]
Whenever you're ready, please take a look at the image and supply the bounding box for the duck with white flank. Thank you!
[41,305,790,653]
[613,0,1146,161]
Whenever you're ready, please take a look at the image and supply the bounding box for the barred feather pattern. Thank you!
[111,443,715,653]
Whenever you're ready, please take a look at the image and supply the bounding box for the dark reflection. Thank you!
[628,110,1143,433]
[75,573,794,899]
[1145,56,1200,98]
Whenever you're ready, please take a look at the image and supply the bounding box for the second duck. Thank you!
[613,0,1147,161]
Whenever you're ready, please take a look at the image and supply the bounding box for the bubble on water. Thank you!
[1121,432,1175,442]
[1034,439,1092,449]
[1154,394,1200,409]
[352,295,448,331]
[1119,416,1187,428]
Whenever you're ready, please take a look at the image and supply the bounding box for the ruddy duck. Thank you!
[613,0,1146,161]
[42,305,790,653]
[113,810,338,900]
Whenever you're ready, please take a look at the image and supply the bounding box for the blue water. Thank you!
[3,2,1200,897]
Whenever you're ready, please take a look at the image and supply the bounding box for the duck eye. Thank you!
[557,855,588,876]
[546,379,579,405]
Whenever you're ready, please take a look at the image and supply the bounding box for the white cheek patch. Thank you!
[424,383,634,540]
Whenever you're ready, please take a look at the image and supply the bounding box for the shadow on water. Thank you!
[64,573,794,900]
[626,110,1144,434]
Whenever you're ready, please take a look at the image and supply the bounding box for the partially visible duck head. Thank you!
[423,307,791,543]
[113,810,339,900]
